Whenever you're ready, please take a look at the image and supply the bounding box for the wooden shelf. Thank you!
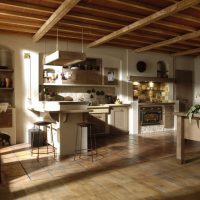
[0,87,14,90]
[0,69,13,72]
[129,76,175,83]
[42,83,116,87]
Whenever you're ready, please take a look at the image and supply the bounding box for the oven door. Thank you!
[140,107,162,126]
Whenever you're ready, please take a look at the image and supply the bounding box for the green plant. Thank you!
[186,104,200,123]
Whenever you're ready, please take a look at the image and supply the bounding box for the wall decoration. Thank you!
[136,61,146,72]
[104,67,118,85]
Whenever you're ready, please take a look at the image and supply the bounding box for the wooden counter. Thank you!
[175,112,200,164]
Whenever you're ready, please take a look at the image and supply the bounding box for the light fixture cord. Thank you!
[44,38,46,58]
[56,27,59,51]
[81,27,84,53]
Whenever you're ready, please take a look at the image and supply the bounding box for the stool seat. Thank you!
[34,121,52,126]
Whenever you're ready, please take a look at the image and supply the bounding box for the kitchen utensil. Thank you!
[100,91,104,95]
[87,90,91,94]
[96,91,100,95]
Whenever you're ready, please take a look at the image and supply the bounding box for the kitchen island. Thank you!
[29,101,89,155]
[175,112,200,164]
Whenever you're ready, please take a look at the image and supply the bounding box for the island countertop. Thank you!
[28,101,89,112]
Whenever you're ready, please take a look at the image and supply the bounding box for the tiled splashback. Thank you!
[133,82,170,102]
[41,86,116,105]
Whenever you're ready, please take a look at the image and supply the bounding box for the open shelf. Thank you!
[0,87,14,90]
[42,83,117,87]
[0,69,13,72]
[130,76,175,83]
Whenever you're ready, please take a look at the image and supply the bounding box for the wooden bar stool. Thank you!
[31,121,56,159]
[74,122,97,162]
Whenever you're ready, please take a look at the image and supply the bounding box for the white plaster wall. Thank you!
[128,50,174,77]
[0,33,196,140]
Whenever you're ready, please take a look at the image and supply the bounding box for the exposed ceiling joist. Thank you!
[87,0,200,48]
[76,4,195,32]
[135,30,200,52]
[32,0,80,42]
[106,0,200,24]
[173,47,200,56]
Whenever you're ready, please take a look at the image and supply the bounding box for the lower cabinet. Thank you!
[88,113,109,134]
[110,107,129,134]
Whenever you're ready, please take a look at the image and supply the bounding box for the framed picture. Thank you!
[104,67,118,85]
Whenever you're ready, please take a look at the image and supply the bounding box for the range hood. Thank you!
[44,50,86,66]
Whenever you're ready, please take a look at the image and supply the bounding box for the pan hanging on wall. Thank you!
[136,61,146,72]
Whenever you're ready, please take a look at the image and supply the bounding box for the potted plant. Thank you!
[186,104,200,123]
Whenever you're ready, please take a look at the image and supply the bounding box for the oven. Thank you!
[140,106,163,126]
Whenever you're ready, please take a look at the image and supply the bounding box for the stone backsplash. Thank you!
[40,86,116,105]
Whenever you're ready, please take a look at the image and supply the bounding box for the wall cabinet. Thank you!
[110,107,129,134]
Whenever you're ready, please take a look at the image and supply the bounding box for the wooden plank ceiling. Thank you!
[1,0,200,56]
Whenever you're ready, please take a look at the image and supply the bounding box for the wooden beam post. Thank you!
[87,0,200,48]
[32,0,80,42]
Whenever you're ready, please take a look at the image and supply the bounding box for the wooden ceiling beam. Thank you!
[0,18,190,51]
[172,47,200,56]
[87,0,200,48]
[106,0,200,24]
[135,29,200,52]
[168,0,200,11]
[0,1,196,34]
[1,8,200,50]
[66,13,181,37]
[0,10,171,41]
[0,2,186,37]
[0,0,52,13]
[76,4,195,32]
[32,0,80,42]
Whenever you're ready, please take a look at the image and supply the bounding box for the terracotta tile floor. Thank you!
[1,131,200,199]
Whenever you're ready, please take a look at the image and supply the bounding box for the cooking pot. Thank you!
[0,46,12,67]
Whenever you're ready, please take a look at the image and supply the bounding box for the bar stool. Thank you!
[74,122,97,162]
[31,121,56,159]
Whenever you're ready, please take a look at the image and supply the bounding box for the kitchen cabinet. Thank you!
[88,113,108,134]
[110,106,129,134]
[88,106,109,134]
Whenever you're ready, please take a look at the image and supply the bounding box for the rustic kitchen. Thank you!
[1,0,200,199]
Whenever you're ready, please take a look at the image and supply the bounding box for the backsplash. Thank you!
[39,86,116,105]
